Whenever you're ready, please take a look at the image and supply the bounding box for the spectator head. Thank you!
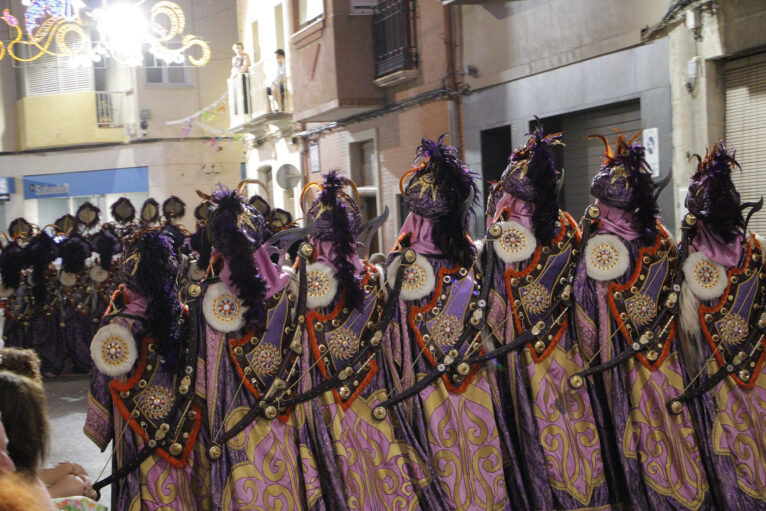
[275,49,285,58]
[233,42,244,54]
[0,348,42,384]
[0,415,15,474]
[0,371,49,475]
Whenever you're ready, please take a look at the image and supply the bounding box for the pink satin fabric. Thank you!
[314,240,366,275]
[691,221,743,268]
[594,200,641,241]
[123,288,149,318]
[398,213,440,254]
[218,246,291,300]
[489,193,535,228]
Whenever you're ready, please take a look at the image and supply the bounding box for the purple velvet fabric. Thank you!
[594,200,641,241]
[398,213,441,254]
[487,193,535,228]
[486,222,612,511]
[573,226,715,511]
[85,314,211,510]
[691,222,744,268]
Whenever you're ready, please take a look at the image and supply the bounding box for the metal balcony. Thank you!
[373,0,418,79]
[228,60,292,133]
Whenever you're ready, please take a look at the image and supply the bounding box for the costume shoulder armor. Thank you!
[585,233,630,281]
[203,281,246,332]
[387,252,435,301]
[91,323,138,377]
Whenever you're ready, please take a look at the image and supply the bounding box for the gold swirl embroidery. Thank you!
[525,344,604,506]
[622,353,708,510]
[319,388,430,511]
[712,361,766,502]
[422,370,506,511]
[221,406,319,510]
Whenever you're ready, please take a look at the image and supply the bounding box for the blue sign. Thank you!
[23,167,148,199]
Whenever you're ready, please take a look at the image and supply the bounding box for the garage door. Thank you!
[725,54,766,235]
[561,100,642,219]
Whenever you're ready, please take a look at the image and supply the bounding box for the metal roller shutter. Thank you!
[725,54,766,236]
[561,100,642,219]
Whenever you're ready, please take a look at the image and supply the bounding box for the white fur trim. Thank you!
[90,323,138,377]
[584,234,630,281]
[682,251,727,301]
[90,266,109,283]
[387,253,435,302]
[203,282,246,332]
[59,271,77,287]
[493,221,537,264]
[305,262,338,309]
[679,282,702,350]
[187,262,206,282]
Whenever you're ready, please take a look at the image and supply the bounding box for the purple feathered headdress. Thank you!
[501,126,563,245]
[110,197,136,225]
[686,142,744,243]
[90,225,122,270]
[23,231,58,304]
[305,170,363,308]
[402,135,479,266]
[120,229,183,366]
[206,185,270,330]
[60,235,92,274]
[589,131,659,245]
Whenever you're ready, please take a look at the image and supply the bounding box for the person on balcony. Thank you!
[266,49,286,112]
[229,42,250,77]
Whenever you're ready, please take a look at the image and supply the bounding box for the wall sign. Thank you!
[24,166,149,199]
[0,177,15,202]
[643,128,660,177]
[309,142,321,173]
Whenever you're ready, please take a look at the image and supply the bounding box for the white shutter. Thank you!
[20,48,94,97]
[725,54,766,235]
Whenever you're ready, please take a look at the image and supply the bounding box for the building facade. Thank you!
[457,0,675,231]
[288,0,458,252]
[0,0,243,230]
[643,0,766,232]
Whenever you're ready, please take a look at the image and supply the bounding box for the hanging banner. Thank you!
[24,167,148,199]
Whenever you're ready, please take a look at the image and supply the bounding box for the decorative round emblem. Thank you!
[59,272,77,287]
[432,314,462,348]
[719,313,748,347]
[188,262,206,282]
[520,282,551,316]
[585,234,629,281]
[627,293,657,326]
[203,282,246,332]
[682,251,727,301]
[493,221,536,264]
[305,262,338,309]
[251,343,282,379]
[90,323,138,377]
[327,327,359,360]
[388,253,435,301]
[139,385,174,420]
[90,266,109,283]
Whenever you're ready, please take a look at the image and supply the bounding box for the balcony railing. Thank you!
[95,91,124,127]
[228,59,291,130]
[373,0,418,78]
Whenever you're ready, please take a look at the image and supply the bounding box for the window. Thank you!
[20,52,94,97]
[145,51,189,85]
[298,0,323,28]
[373,0,418,78]
[350,140,376,186]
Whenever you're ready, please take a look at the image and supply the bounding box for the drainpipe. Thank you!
[443,3,463,155]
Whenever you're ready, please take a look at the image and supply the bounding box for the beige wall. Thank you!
[461,0,667,92]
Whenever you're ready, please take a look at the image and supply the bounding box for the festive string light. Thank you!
[0,0,211,66]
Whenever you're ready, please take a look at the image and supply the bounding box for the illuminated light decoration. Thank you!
[0,0,211,66]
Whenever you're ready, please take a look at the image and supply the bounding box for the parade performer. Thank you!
[110,197,137,238]
[669,143,766,509]
[1,219,33,351]
[481,127,612,510]
[197,183,327,510]
[161,196,190,251]
[187,202,211,283]
[57,229,94,372]
[278,170,439,510]
[571,131,713,510]
[87,223,121,325]
[378,136,525,510]
[84,229,210,510]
